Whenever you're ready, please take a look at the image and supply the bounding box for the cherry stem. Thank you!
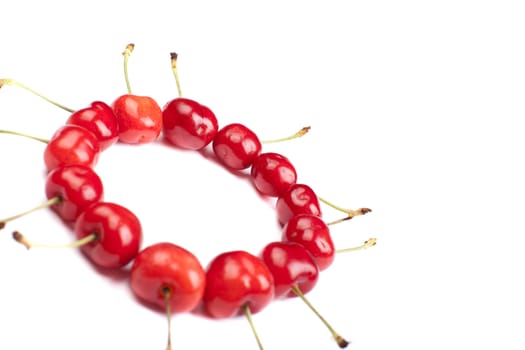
[0,129,50,144]
[319,196,372,218]
[170,52,183,98]
[261,126,311,144]
[122,43,135,94]
[336,238,377,254]
[292,285,349,348]
[0,197,60,230]
[326,209,372,226]
[163,287,173,350]
[243,304,264,350]
[0,78,75,113]
[12,231,98,250]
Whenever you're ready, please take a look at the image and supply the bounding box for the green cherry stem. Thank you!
[291,285,349,348]
[0,78,75,113]
[12,231,98,250]
[243,304,264,350]
[0,197,60,230]
[261,126,311,144]
[170,52,183,98]
[319,196,372,219]
[336,238,377,254]
[122,43,135,94]
[0,129,49,144]
[162,287,173,350]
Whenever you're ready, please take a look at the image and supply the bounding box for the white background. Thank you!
[1,1,524,349]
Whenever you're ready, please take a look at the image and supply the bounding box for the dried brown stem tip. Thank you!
[0,222,5,230]
[344,207,372,218]
[364,238,377,247]
[123,43,135,56]
[297,126,311,137]
[12,231,31,250]
[335,335,350,348]
[170,52,178,61]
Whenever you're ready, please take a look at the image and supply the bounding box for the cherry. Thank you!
[204,250,273,349]
[276,183,322,226]
[0,137,101,229]
[162,52,219,150]
[74,202,142,269]
[212,123,262,170]
[282,214,335,271]
[162,98,218,150]
[130,242,206,313]
[44,124,100,171]
[112,94,162,144]
[261,241,350,348]
[66,101,119,151]
[112,44,162,144]
[45,164,104,222]
[203,250,274,319]
[260,241,319,298]
[131,242,206,350]
[250,152,297,197]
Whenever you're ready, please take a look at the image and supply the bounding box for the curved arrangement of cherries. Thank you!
[0,44,375,349]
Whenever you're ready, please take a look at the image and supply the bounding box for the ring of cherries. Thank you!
[0,44,375,349]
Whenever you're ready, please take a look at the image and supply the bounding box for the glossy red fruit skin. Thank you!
[212,123,262,170]
[282,214,335,271]
[203,250,274,319]
[276,183,322,226]
[66,101,119,151]
[130,242,206,313]
[261,241,319,298]
[45,164,104,222]
[74,202,142,269]
[162,97,218,150]
[44,125,100,172]
[112,94,162,144]
[250,152,297,197]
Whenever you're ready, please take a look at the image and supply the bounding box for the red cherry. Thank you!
[74,202,142,269]
[130,242,206,313]
[45,164,104,222]
[162,97,218,150]
[112,94,162,144]
[261,241,319,298]
[203,250,274,318]
[44,124,100,171]
[282,214,335,271]
[66,101,119,151]
[276,183,322,226]
[250,152,297,197]
[212,123,262,170]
